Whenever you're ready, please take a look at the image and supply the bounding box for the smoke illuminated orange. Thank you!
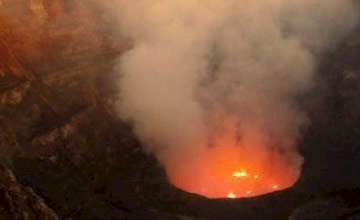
[166,134,300,199]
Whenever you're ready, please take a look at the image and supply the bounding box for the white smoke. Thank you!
[102,0,358,195]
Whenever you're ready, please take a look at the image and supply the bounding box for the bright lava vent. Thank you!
[167,136,300,199]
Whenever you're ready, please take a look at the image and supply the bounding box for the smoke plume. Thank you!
[104,0,358,197]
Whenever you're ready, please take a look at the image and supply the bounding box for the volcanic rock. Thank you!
[0,165,59,220]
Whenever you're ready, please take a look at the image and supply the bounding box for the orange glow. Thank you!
[232,169,248,178]
[227,192,236,199]
[166,132,300,199]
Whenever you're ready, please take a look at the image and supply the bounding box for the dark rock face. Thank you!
[0,1,360,220]
[299,26,360,192]
[0,165,59,220]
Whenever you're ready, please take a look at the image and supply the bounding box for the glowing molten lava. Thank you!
[227,192,236,199]
[232,169,248,178]
[166,134,301,199]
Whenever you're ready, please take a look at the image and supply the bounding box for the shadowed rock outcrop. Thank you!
[0,165,59,220]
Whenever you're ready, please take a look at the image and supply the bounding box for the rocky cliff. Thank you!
[0,165,59,220]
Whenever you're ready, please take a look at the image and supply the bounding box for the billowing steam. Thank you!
[104,0,358,198]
